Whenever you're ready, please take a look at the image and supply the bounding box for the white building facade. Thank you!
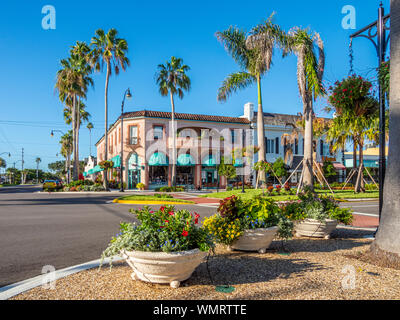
[241,102,346,184]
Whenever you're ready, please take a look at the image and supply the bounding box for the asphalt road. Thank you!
[0,185,216,287]
[0,185,379,287]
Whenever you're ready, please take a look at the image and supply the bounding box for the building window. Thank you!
[266,139,275,154]
[275,137,279,154]
[295,138,298,155]
[154,126,163,140]
[130,126,138,145]
[231,129,238,144]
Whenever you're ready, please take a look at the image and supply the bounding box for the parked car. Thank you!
[42,180,63,190]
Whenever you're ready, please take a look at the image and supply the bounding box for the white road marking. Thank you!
[352,212,379,217]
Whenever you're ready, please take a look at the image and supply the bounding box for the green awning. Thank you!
[149,152,168,166]
[93,165,104,173]
[234,158,244,167]
[202,155,216,166]
[177,154,195,166]
[88,169,94,175]
[83,172,88,177]
[111,155,121,168]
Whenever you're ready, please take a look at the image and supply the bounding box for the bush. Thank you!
[155,186,184,192]
[204,195,293,246]
[136,182,145,190]
[101,205,214,267]
[281,189,353,225]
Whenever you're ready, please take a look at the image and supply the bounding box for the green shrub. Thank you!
[204,195,293,246]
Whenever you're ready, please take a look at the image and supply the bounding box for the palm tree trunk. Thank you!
[303,101,314,190]
[352,137,357,184]
[170,91,177,187]
[371,0,400,263]
[355,139,365,193]
[103,62,110,190]
[76,98,80,179]
[72,95,78,181]
[256,74,266,189]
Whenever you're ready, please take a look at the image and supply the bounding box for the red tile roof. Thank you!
[120,110,250,124]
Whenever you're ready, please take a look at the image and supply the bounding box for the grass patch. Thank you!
[115,194,195,204]
[200,188,379,201]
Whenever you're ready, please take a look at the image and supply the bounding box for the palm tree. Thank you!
[55,52,93,181]
[87,122,94,157]
[60,131,73,184]
[155,57,191,187]
[285,28,325,190]
[281,123,299,167]
[35,157,41,184]
[90,28,130,190]
[216,14,286,188]
[64,99,91,169]
[371,0,400,263]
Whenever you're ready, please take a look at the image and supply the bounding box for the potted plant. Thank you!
[101,205,213,288]
[203,195,293,253]
[283,189,353,239]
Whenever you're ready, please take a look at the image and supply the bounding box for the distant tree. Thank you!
[48,160,66,176]
[218,157,237,184]
[0,157,6,168]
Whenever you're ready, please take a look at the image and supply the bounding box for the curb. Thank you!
[0,256,123,300]
[112,199,195,205]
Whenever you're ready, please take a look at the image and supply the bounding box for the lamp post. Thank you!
[349,2,390,221]
[120,88,132,192]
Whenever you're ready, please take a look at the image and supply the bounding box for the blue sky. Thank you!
[0,0,390,170]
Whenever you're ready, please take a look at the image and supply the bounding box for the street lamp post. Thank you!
[120,88,132,192]
[349,2,390,221]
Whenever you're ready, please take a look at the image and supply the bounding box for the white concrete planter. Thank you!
[121,248,207,288]
[294,218,338,239]
[228,226,279,253]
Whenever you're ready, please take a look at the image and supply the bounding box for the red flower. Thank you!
[168,211,174,216]
[194,213,200,224]
[182,230,188,237]
[160,206,165,212]
[165,220,169,223]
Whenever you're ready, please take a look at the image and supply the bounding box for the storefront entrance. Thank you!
[127,153,141,189]
[177,166,194,186]
[202,167,218,188]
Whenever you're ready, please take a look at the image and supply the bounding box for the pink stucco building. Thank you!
[95,110,251,190]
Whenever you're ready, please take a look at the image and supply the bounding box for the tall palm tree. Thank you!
[55,52,93,181]
[87,122,94,157]
[60,131,73,184]
[371,0,400,263]
[216,14,286,188]
[155,57,191,187]
[90,28,130,190]
[285,28,325,190]
[35,157,41,184]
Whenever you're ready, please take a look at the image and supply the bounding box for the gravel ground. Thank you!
[11,229,400,300]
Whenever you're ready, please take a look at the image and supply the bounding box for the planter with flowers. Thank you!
[283,188,353,239]
[203,195,293,253]
[101,205,213,288]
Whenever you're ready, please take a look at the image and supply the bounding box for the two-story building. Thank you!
[241,102,346,184]
[94,110,251,190]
